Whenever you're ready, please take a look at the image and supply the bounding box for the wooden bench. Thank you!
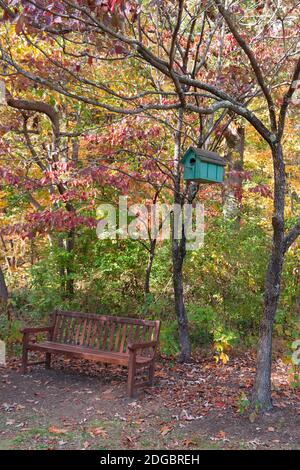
[21,310,161,397]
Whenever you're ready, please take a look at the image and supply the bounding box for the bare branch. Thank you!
[284,218,300,252]
[278,57,300,139]
[214,0,278,133]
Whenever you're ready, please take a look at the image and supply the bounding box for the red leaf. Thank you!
[109,0,121,12]
[15,18,23,35]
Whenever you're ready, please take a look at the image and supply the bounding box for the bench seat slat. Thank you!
[28,341,152,366]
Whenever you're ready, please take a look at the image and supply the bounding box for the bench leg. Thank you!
[21,346,28,374]
[127,353,136,398]
[148,361,155,386]
[45,353,51,369]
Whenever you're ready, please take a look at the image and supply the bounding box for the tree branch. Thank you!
[214,0,277,133]
[278,57,300,139]
[7,95,60,138]
[284,218,300,252]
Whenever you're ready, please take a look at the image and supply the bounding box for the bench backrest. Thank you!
[51,310,160,355]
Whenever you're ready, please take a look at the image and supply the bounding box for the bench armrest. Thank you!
[21,326,54,335]
[128,340,157,352]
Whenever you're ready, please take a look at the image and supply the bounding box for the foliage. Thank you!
[0,316,22,345]
[236,392,250,415]
[2,210,299,361]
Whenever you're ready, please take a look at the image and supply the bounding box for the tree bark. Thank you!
[144,239,156,296]
[172,234,191,362]
[251,143,285,411]
[223,122,245,226]
[0,266,8,311]
[64,229,75,299]
[172,108,191,362]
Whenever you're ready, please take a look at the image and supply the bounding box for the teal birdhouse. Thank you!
[181,147,226,183]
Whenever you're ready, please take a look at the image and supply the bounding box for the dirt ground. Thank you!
[0,353,299,450]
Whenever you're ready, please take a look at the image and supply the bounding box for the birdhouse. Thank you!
[181,147,226,183]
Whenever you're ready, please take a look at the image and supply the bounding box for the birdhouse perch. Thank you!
[181,146,226,183]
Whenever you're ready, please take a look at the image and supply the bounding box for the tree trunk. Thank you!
[172,108,191,362]
[251,143,285,411]
[172,235,191,362]
[56,230,75,299]
[64,229,75,299]
[144,239,156,296]
[0,266,8,314]
[252,243,284,410]
[223,122,245,226]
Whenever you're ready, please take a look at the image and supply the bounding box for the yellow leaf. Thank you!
[220,352,229,364]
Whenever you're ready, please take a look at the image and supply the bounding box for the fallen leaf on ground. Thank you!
[160,424,173,436]
[48,426,68,435]
[90,427,108,438]
[6,419,15,425]
[16,404,25,411]
[183,439,197,447]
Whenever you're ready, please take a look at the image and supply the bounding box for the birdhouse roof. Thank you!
[181,146,226,166]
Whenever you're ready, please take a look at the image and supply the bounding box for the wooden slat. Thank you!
[74,317,84,345]
[143,326,153,356]
[119,324,127,353]
[79,318,87,346]
[53,314,62,341]
[28,341,152,366]
[63,316,70,343]
[98,319,106,349]
[148,326,154,341]
[114,323,122,352]
[101,320,110,350]
[133,324,141,343]
[85,319,93,347]
[89,319,98,348]
[57,315,65,343]
[49,312,57,341]
[108,322,116,351]
[50,311,160,352]
[94,319,104,349]
[56,310,158,327]
[69,317,78,344]
[63,315,72,343]
[126,323,134,352]
[143,326,148,356]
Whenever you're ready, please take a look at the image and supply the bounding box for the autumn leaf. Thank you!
[160,424,173,436]
[48,426,68,435]
[90,427,108,438]
[183,438,197,447]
